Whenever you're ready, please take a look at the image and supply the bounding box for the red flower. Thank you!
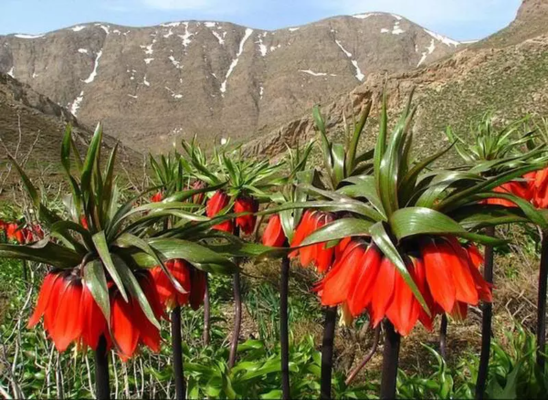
[262,214,286,247]
[111,272,164,361]
[485,181,531,207]
[6,223,25,244]
[28,271,164,360]
[151,259,191,310]
[319,236,492,336]
[526,168,548,208]
[234,196,258,235]
[290,211,336,273]
[189,268,207,310]
[28,272,107,352]
[206,190,234,232]
[151,191,164,203]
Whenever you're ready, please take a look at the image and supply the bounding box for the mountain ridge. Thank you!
[0,12,463,152]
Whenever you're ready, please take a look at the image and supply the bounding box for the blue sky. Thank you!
[1,0,521,41]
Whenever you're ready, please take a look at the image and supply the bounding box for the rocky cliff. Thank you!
[0,14,462,152]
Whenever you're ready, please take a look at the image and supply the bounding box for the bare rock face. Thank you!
[0,14,462,152]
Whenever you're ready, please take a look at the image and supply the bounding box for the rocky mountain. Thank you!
[0,72,142,185]
[0,14,462,152]
[244,0,548,161]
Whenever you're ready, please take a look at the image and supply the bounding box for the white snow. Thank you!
[99,25,110,35]
[424,29,460,47]
[205,22,216,28]
[392,22,405,35]
[144,58,154,64]
[7,67,14,78]
[299,69,327,77]
[113,29,121,35]
[353,13,375,19]
[417,39,436,67]
[163,29,174,38]
[335,40,365,81]
[256,35,267,56]
[14,34,45,39]
[143,75,150,86]
[169,55,183,69]
[178,22,194,48]
[70,91,84,116]
[161,22,181,27]
[288,27,300,32]
[128,94,138,99]
[72,25,86,32]
[391,14,403,20]
[78,48,88,54]
[259,86,264,99]
[270,44,281,52]
[83,50,103,83]
[32,72,38,78]
[212,30,225,45]
[381,28,390,33]
[220,28,253,94]
[143,43,154,55]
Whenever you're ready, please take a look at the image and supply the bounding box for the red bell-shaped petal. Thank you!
[369,257,396,327]
[262,214,286,247]
[234,196,258,235]
[81,285,108,350]
[50,280,84,352]
[421,239,456,313]
[28,272,61,328]
[386,260,420,337]
[111,293,140,361]
[347,245,383,317]
[189,268,207,310]
[442,237,479,305]
[320,241,364,306]
[206,191,233,232]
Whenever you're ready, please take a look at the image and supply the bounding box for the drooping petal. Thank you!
[262,215,286,247]
[111,293,140,361]
[450,301,468,321]
[386,260,420,337]
[189,268,207,310]
[234,196,258,235]
[421,239,456,313]
[412,257,435,331]
[442,237,479,305]
[347,245,383,317]
[28,272,61,328]
[50,280,84,352]
[369,257,396,327]
[81,285,108,350]
[320,241,364,306]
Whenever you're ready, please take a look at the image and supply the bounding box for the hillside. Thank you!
[0,72,142,185]
[0,14,462,152]
[244,0,548,160]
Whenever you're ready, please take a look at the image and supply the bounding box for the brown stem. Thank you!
[439,314,448,360]
[380,320,401,400]
[475,226,495,400]
[320,306,337,400]
[345,326,381,386]
[171,306,185,400]
[228,268,242,369]
[203,273,211,346]
[95,335,110,400]
[536,231,548,372]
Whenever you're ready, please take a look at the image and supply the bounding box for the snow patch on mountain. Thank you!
[220,28,253,95]
[83,50,103,83]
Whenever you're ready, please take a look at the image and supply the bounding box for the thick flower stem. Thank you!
[536,231,548,372]
[439,314,448,360]
[171,306,186,400]
[203,273,211,346]
[95,335,110,400]
[280,254,291,400]
[320,306,337,400]
[475,226,495,400]
[228,268,242,369]
[380,321,401,400]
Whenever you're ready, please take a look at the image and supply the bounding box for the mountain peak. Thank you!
[516,0,548,22]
